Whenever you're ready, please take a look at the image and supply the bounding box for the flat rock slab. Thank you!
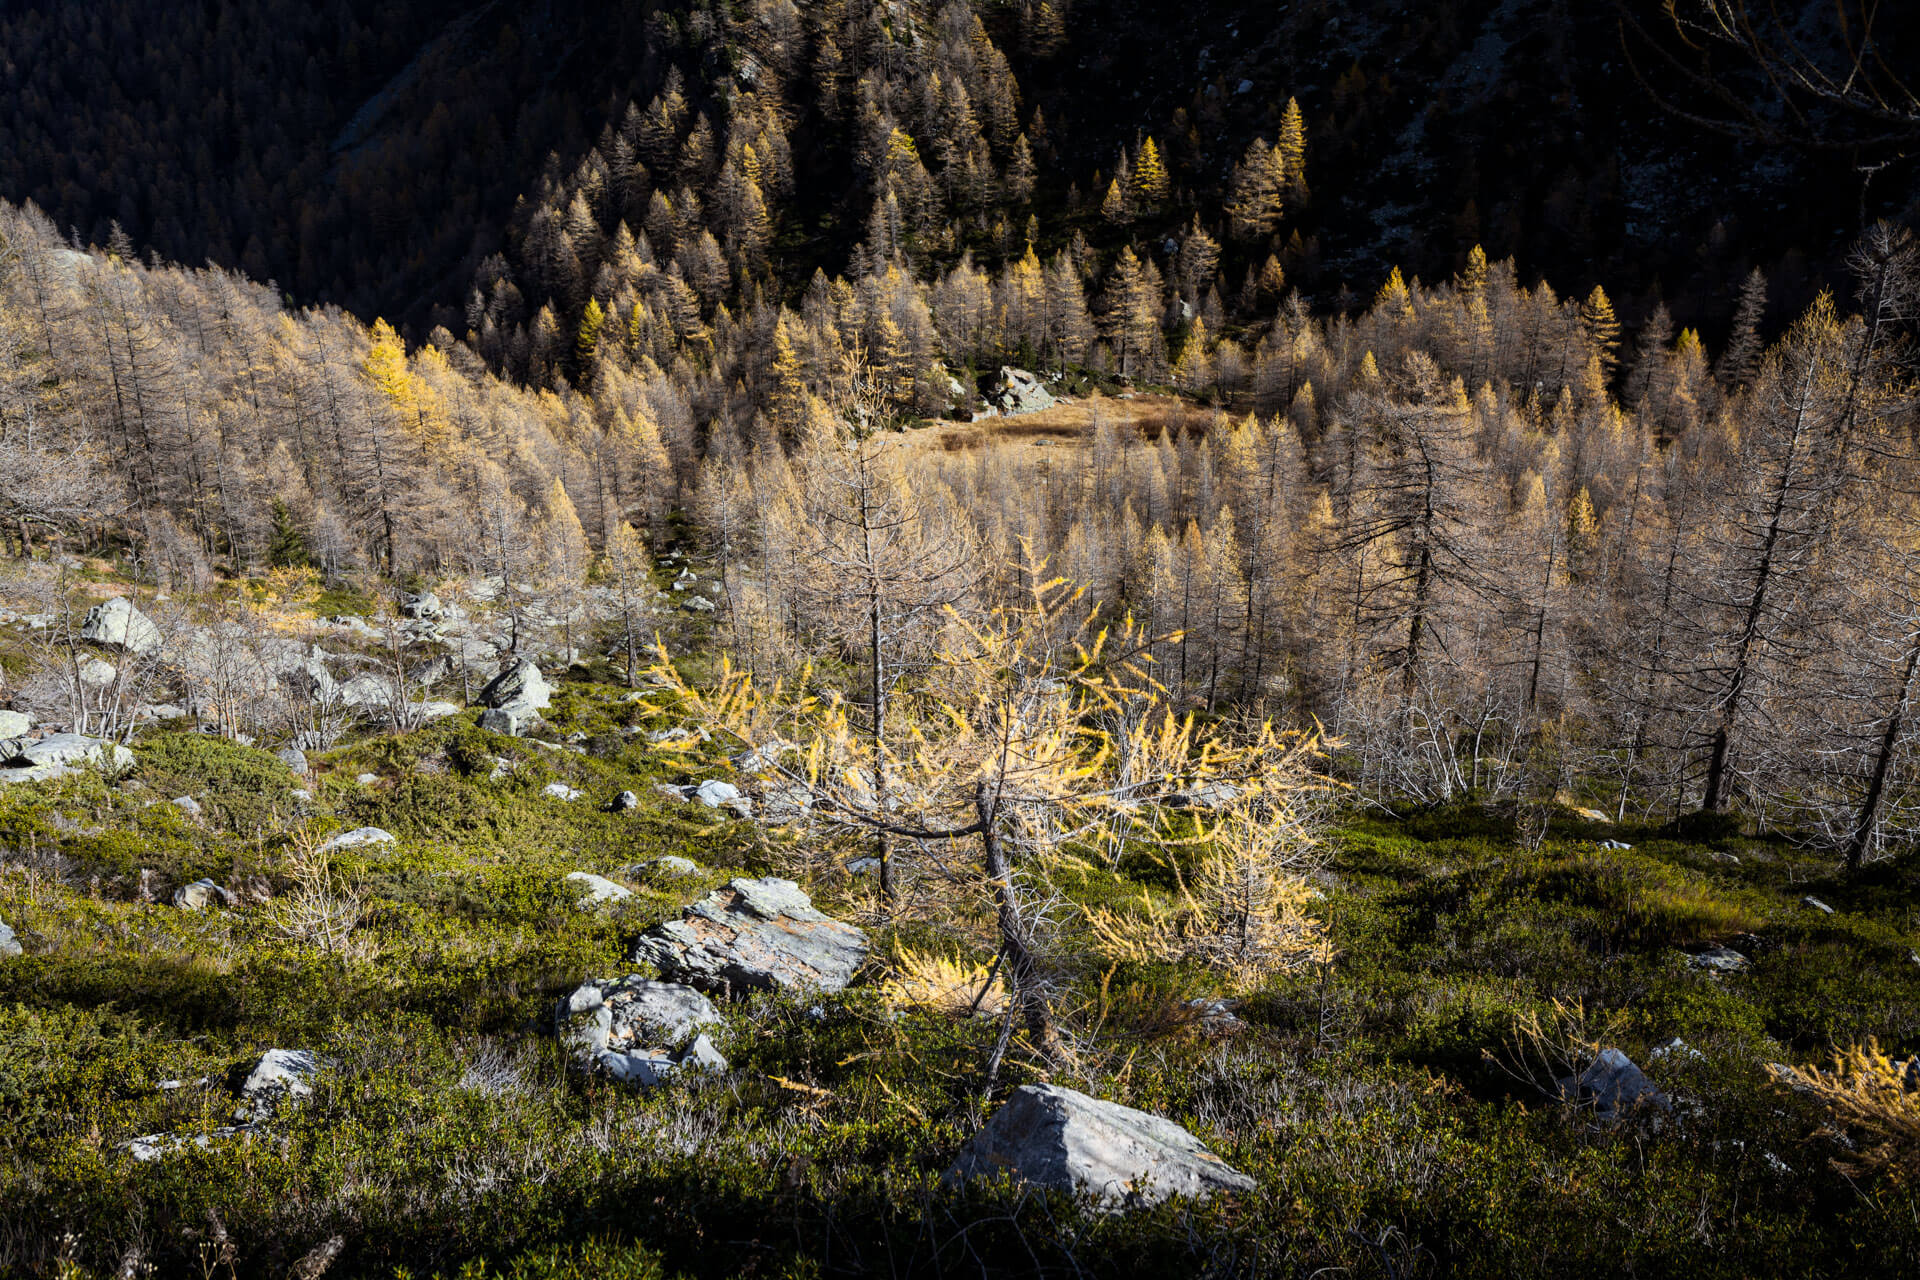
[631,877,867,994]
[948,1083,1255,1209]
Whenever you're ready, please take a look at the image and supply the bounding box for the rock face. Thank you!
[566,871,632,906]
[0,919,20,956]
[81,596,162,654]
[315,827,394,855]
[631,877,868,994]
[987,367,1057,417]
[1559,1048,1670,1121]
[947,1084,1256,1209]
[559,976,727,1085]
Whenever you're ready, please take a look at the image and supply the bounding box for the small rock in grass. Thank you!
[946,1083,1255,1209]
[566,872,633,906]
[1689,945,1750,973]
[1801,895,1834,915]
[169,795,202,819]
[606,789,640,812]
[173,879,234,911]
[1557,1048,1670,1121]
[354,772,380,786]
[315,827,394,855]
[0,919,20,956]
[544,782,583,802]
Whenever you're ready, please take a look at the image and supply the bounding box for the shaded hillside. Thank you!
[2,0,1913,340]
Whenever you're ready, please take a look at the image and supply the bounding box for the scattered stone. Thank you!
[169,795,203,819]
[606,789,640,813]
[173,879,234,911]
[731,739,799,772]
[694,778,753,817]
[543,782,584,802]
[1598,838,1633,851]
[632,855,700,879]
[1801,895,1834,915]
[124,1126,248,1162]
[1185,997,1246,1032]
[0,919,20,956]
[1558,1048,1670,1121]
[631,877,869,994]
[277,746,310,776]
[947,1083,1255,1209]
[1571,806,1612,823]
[558,976,727,1085]
[1649,1037,1704,1063]
[567,872,632,906]
[1165,781,1242,811]
[315,827,394,855]
[847,857,881,875]
[290,788,312,803]
[354,772,381,786]
[78,657,118,688]
[81,596,162,654]
[648,726,709,745]
[1690,945,1751,973]
[0,709,30,738]
[415,700,462,721]
[681,594,716,613]
[1708,850,1741,865]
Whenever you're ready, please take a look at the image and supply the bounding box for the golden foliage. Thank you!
[883,946,1006,1017]
[1770,1040,1920,1183]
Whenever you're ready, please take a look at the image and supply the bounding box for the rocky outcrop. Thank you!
[0,709,30,739]
[558,976,727,1085]
[81,596,162,655]
[985,367,1057,417]
[0,919,20,956]
[631,877,867,994]
[947,1084,1256,1209]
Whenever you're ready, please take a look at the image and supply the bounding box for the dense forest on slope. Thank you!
[3,0,1912,338]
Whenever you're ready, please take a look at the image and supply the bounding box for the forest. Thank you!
[1,1,1918,1277]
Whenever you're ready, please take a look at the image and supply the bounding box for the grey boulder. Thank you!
[0,919,20,956]
[947,1083,1255,1209]
[631,877,867,994]
[479,659,552,712]
[277,746,310,776]
[81,596,162,655]
[0,709,31,738]
[559,977,727,1086]
[1558,1048,1670,1121]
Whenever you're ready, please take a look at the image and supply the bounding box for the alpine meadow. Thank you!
[2,2,1920,1277]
